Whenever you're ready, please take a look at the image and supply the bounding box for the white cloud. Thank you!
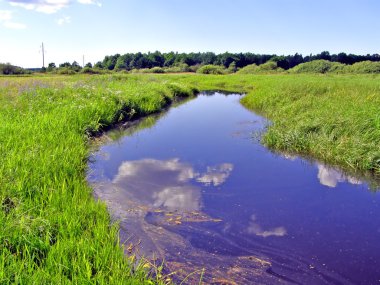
[56,15,70,25]
[77,0,101,7]
[247,215,287,238]
[8,0,70,14]
[3,20,26,29]
[0,10,26,29]
[0,10,12,21]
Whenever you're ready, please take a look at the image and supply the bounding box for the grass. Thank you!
[0,74,197,284]
[1,73,380,283]
[239,74,380,174]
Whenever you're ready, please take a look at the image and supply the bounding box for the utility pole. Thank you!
[41,42,45,68]
[83,55,85,68]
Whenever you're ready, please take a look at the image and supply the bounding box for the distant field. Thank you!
[1,73,379,283]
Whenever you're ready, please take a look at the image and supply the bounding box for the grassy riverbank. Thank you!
[0,75,196,284]
[241,75,380,174]
[1,73,379,283]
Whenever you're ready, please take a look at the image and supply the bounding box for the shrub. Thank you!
[0,63,29,75]
[189,64,201,73]
[290,60,345,74]
[256,61,283,73]
[237,61,283,74]
[346,61,380,74]
[196,64,226,75]
[237,64,259,74]
[150,67,165,73]
[80,67,106,74]
[57,67,76,75]
[165,63,191,73]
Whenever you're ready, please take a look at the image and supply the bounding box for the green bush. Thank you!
[256,61,283,73]
[80,67,107,74]
[189,64,201,73]
[57,67,76,75]
[196,64,226,75]
[237,61,282,74]
[345,61,380,74]
[150,67,165,73]
[165,63,191,73]
[290,60,346,74]
[0,63,29,75]
[237,64,259,74]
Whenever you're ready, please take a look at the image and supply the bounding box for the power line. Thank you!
[40,42,45,68]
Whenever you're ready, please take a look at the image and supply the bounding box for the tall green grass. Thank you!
[239,74,380,174]
[0,74,196,284]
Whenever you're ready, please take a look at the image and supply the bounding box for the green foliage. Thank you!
[80,67,107,74]
[237,63,259,74]
[239,74,380,174]
[345,61,380,74]
[0,63,29,75]
[256,61,282,72]
[289,60,380,74]
[289,60,346,73]
[57,67,76,75]
[165,63,191,73]
[237,61,282,74]
[0,74,197,283]
[47,63,56,72]
[197,65,226,75]
[228,61,237,73]
[95,51,380,72]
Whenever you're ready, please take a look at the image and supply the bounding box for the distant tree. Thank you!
[288,53,304,68]
[164,52,176,67]
[59,62,71,68]
[96,51,380,73]
[315,51,331,61]
[94,61,104,69]
[217,52,239,68]
[201,52,217,65]
[271,56,289,69]
[85,62,93,68]
[47,62,56,72]
[102,54,120,70]
[0,63,28,75]
[71,61,81,72]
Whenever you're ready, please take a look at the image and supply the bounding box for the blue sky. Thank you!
[0,0,379,68]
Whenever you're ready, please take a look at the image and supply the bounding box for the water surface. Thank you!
[88,92,380,284]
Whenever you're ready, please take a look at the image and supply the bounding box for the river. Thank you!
[88,92,380,284]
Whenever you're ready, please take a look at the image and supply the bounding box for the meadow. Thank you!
[1,73,379,283]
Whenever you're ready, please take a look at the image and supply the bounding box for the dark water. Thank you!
[88,92,380,284]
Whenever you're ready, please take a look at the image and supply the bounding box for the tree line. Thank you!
[90,51,380,71]
[2,51,380,75]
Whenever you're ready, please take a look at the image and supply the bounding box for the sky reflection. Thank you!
[113,158,233,211]
[317,164,362,188]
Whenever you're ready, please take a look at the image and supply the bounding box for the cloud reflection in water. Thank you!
[112,158,233,212]
[248,215,287,238]
[280,153,363,189]
[196,163,234,186]
[317,164,362,188]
